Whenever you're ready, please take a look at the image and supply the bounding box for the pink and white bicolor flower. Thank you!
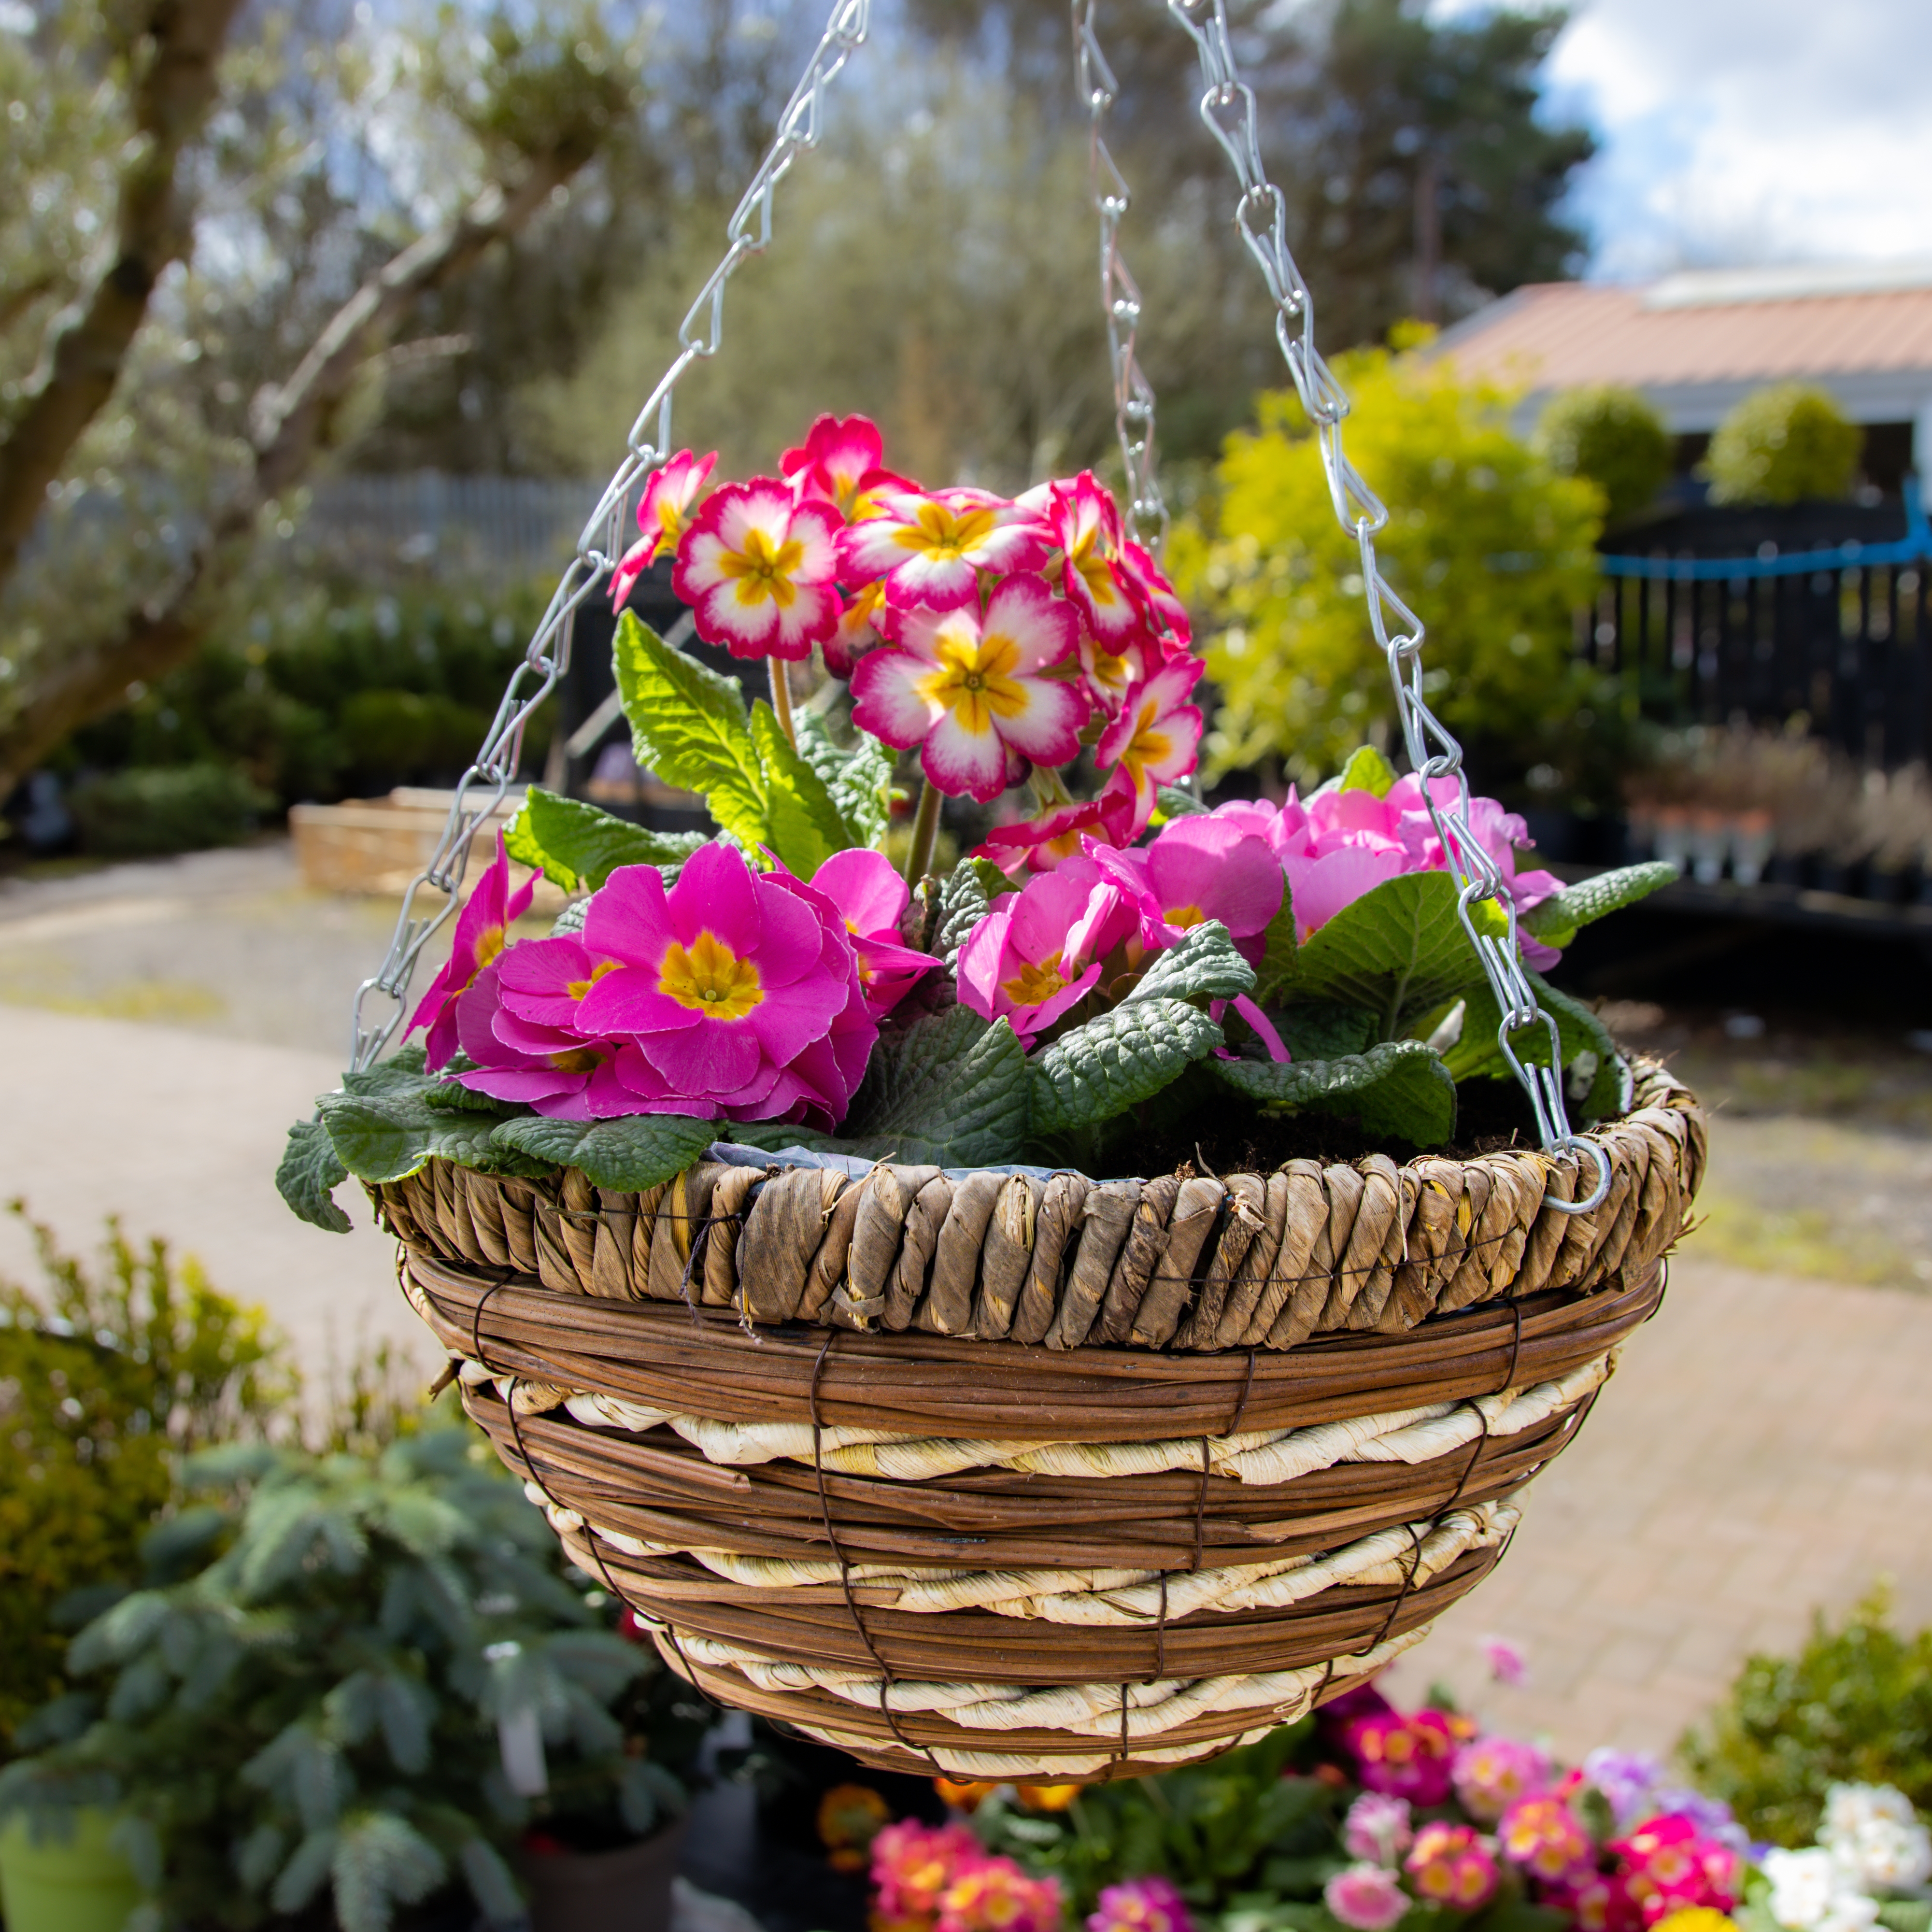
[1043,471,1143,648]
[1094,656,1206,839]
[781,412,906,522]
[673,477,844,661]
[851,572,1088,803]
[976,796,1131,875]
[837,487,1053,611]
[610,449,716,611]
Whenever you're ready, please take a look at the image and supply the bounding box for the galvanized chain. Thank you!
[348,0,872,1071]
[1074,2,1166,550]
[1163,0,1611,1209]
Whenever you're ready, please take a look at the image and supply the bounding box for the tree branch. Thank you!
[0,156,585,796]
[0,0,248,596]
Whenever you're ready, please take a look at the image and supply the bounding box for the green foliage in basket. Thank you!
[0,1420,692,1932]
[0,1204,285,1755]
[1681,1590,1932,1848]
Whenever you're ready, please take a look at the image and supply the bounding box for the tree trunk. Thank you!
[0,0,248,596]
[0,158,586,797]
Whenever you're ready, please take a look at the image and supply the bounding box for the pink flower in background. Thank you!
[1611,1815,1740,1926]
[824,577,889,679]
[1546,1871,1645,1932]
[1094,656,1205,839]
[1087,1877,1192,1932]
[957,859,1138,1048]
[781,412,906,521]
[978,796,1132,875]
[1342,1792,1415,1867]
[1042,471,1142,648]
[1499,1795,1593,1883]
[1481,1636,1529,1687]
[838,487,1053,611]
[870,1821,987,1927]
[938,1860,1063,1932]
[407,834,534,1069]
[573,844,871,1127]
[810,849,939,1016]
[1344,1709,1472,1808]
[1088,814,1284,957]
[674,478,844,660]
[1453,1736,1554,1823]
[447,960,630,1118]
[852,573,1087,802]
[611,449,717,610]
[1324,1864,1410,1932]
[1404,1823,1500,1911]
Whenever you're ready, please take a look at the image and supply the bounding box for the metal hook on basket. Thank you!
[1545,1136,1613,1216]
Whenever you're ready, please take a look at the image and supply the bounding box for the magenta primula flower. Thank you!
[957,859,1138,1048]
[938,1860,1062,1932]
[611,449,716,611]
[1088,1876,1193,1932]
[571,843,873,1127]
[810,848,939,1016]
[837,486,1052,611]
[1088,814,1284,955]
[1343,1792,1415,1868]
[1324,1864,1410,1932]
[977,796,1132,875]
[1498,1794,1593,1883]
[852,572,1087,802]
[673,478,843,661]
[449,958,633,1118]
[781,412,906,522]
[1094,656,1205,839]
[870,1821,986,1927]
[1119,536,1191,646]
[1405,1823,1500,1910]
[1345,1709,1471,1807]
[407,834,535,1070]
[1453,1735,1553,1824]
[1611,1816,1740,1925]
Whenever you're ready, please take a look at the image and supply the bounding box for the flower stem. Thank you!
[768,655,797,748]
[903,780,943,886]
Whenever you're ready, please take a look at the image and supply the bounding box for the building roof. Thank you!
[1437,264,1932,406]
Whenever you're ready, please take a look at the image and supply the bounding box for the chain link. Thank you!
[1160,0,1610,1210]
[347,0,872,1072]
[1074,2,1166,550]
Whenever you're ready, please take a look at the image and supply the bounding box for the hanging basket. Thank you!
[375,1058,1703,1779]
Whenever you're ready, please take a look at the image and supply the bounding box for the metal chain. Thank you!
[1161,0,1610,1209]
[347,0,872,1071]
[1074,2,1166,550]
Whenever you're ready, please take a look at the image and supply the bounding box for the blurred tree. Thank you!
[1536,385,1674,526]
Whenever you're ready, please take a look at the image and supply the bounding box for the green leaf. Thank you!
[340,1043,427,1097]
[1519,861,1677,949]
[317,1086,552,1186]
[504,783,706,892]
[613,612,767,846]
[1284,870,1504,1040]
[1877,1904,1932,1932]
[1155,784,1208,819]
[1211,1040,1458,1146]
[1338,745,1398,796]
[1273,1001,1376,1060]
[277,1120,351,1233]
[935,858,1016,968]
[1128,920,1256,1006]
[1442,972,1630,1122]
[796,708,892,848]
[842,1007,1030,1165]
[1030,998,1224,1139]
[1251,888,1300,1005]
[490,1113,717,1191]
[749,699,850,876]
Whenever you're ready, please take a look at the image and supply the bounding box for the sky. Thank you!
[1526,0,1932,280]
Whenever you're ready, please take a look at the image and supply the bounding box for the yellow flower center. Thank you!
[1119,697,1173,777]
[1000,951,1071,1007]
[1073,545,1123,609]
[546,1047,603,1073]
[896,498,996,561]
[917,625,1029,736]
[717,525,805,609]
[657,930,764,1019]
[564,960,620,999]
[471,923,506,978]
[1164,903,1207,929]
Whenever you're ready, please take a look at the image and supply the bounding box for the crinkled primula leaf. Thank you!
[1519,861,1677,949]
[1030,997,1224,1139]
[1211,1039,1457,1146]
[1126,919,1256,1006]
[489,1112,717,1192]
[935,858,1016,970]
[276,1120,351,1233]
[748,699,850,876]
[796,708,893,850]
[1440,971,1631,1122]
[504,783,705,893]
[840,1006,1029,1165]
[1272,1001,1377,1061]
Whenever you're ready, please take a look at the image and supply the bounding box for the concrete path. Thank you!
[1385,1253,1932,1759]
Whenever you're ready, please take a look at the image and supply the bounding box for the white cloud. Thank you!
[1539,0,1932,277]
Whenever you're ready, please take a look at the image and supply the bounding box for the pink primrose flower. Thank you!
[1481,1636,1529,1687]
[1611,1816,1740,1926]
[572,843,873,1128]
[1118,537,1192,646]
[1093,657,1205,839]
[938,1859,1062,1932]
[1324,1863,1410,1932]
[1544,1872,1645,1932]
[1344,1709,1471,1808]
[870,1821,987,1926]
[1404,1823,1500,1911]
[824,577,890,679]
[810,848,939,1016]
[673,478,844,661]
[957,858,1138,1048]
[448,959,631,1118]
[781,412,907,521]
[611,449,717,610]
[1343,1792,1415,1867]
[1042,471,1143,649]
[1088,814,1284,956]
[1453,1736,1554,1824]
[1498,1795,1593,1883]
[851,573,1087,803]
[407,834,535,1070]
[838,487,1053,612]
[977,796,1133,875]
[1087,1877,1192,1932]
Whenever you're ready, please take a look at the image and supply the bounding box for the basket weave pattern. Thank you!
[378,1061,1702,1779]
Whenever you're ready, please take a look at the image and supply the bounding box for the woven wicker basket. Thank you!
[379,1058,1702,1780]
